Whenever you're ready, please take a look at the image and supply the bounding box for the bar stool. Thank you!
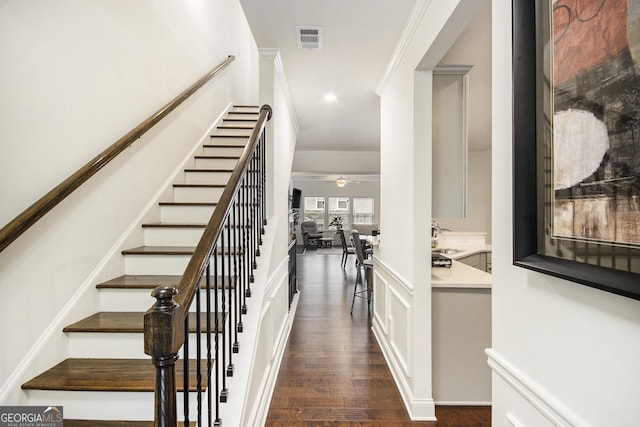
[350,230,373,315]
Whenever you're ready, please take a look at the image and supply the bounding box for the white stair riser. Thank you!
[208,136,249,146]
[160,204,217,224]
[67,332,230,359]
[173,186,224,203]
[231,106,259,113]
[143,227,244,247]
[144,227,204,246]
[26,390,153,421]
[202,146,245,156]
[195,157,238,169]
[222,120,258,127]
[202,138,248,151]
[185,171,232,185]
[124,254,245,276]
[226,113,258,120]
[99,288,158,311]
[99,288,241,312]
[26,390,209,422]
[214,128,253,136]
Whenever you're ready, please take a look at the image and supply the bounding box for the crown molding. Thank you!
[375,0,432,96]
[258,48,300,134]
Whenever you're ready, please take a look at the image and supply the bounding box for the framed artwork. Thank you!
[513,0,640,300]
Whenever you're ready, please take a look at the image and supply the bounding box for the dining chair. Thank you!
[350,230,373,315]
[338,228,355,269]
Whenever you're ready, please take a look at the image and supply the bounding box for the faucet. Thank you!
[431,220,450,248]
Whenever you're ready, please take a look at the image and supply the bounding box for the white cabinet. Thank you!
[432,66,472,218]
[432,286,492,403]
[457,251,492,273]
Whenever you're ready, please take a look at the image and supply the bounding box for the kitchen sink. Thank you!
[432,248,463,255]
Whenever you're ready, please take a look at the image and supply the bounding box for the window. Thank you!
[303,196,326,228]
[301,196,375,230]
[353,197,374,225]
[328,197,350,230]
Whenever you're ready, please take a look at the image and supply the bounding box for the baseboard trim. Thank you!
[486,349,592,427]
[434,400,491,406]
[372,321,436,421]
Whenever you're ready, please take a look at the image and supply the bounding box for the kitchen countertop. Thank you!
[431,245,492,289]
[433,244,492,260]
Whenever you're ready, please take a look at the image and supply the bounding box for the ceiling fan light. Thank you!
[336,176,347,187]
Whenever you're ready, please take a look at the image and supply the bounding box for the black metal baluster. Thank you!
[242,176,251,305]
[212,251,221,426]
[256,143,263,247]
[248,170,256,285]
[252,153,259,265]
[196,270,202,427]
[183,312,189,425]
[226,213,234,377]
[235,197,244,333]
[220,227,228,402]
[205,265,213,426]
[260,133,267,232]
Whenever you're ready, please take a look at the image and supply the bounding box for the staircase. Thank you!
[21,106,261,425]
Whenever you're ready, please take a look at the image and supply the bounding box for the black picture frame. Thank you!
[512,0,640,301]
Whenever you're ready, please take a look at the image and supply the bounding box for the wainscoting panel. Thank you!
[240,254,297,427]
[487,349,592,427]
[371,258,435,420]
[373,269,388,334]
[389,286,412,378]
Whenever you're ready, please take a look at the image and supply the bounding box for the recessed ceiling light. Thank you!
[324,94,337,102]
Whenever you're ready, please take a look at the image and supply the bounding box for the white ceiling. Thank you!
[239,0,492,159]
[239,0,416,152]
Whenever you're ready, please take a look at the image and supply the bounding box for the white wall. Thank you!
[242,48,299,426]
[433,2,492,241]
[257,49,298,275]
[293,151,380,174]
[490,0,640,426]
[436,150,491,243]
[375,0,481,420]
[0,0,258,404]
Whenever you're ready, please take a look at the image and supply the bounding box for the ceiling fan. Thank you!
[335,176,360,187]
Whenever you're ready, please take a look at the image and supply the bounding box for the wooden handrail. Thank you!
[0,55,236,253]
[173,104,271,311]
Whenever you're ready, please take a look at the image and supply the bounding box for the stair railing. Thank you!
[145,105,272,426]
[0,55,236,253]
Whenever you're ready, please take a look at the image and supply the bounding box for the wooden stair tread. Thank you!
[121,246,197,255]
[194,154,241,159]
[209,134,249,139]
[172,183,226,188]
[141,222,250,229]
[217,125,254,130]
[96,275,233,290]
[142,223,206,228]
[183,168,234,173]
[223,118,257,122]
[202,144,245,149]
[63,312,225,333]
[158,202,217,206]
[22,358,207,391]
[65,421,193,427]
[121,246,239,255]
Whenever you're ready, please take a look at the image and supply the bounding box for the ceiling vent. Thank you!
[296,26,323,49]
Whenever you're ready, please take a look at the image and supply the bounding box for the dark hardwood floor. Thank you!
[265,249,491,426]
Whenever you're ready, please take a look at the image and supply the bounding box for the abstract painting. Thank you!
[552,0,640,246]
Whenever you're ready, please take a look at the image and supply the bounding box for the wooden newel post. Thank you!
[144,286,185,427]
